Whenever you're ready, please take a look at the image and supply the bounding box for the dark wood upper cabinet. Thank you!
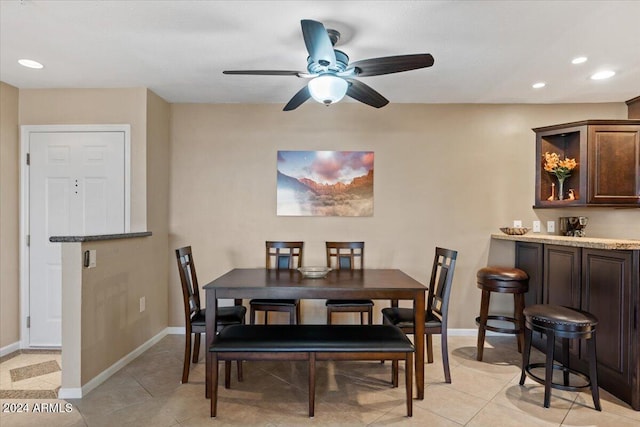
[534,120,640,208]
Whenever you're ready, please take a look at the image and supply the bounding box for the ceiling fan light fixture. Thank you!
[308,74,348,105]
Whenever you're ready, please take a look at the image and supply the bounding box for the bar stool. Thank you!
[476,266,529,361]
[519,304,601,410]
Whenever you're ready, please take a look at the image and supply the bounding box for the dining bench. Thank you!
[208,324,415,418]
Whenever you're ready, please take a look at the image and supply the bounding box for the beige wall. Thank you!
[79,236,163,383]
[80,89,169,385]
[144,89,170,337]
[168,102,636,328]
[0,82,20,349]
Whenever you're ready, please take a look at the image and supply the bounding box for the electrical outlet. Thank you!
[547,221,556,233]
[513,220,522,228]
[533,220,541,233]
[139,296,146,313]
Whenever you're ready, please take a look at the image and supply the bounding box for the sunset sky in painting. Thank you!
[277,151,374,185]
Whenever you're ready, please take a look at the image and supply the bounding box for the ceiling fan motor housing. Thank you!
[307,50,349,74]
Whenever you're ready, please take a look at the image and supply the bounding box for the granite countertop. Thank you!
[491,233,640,250]
[50,231,152,242]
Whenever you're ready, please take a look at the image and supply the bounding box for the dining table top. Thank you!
[203,267,427,292]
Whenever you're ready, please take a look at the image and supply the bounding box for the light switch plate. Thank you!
[513,220,522,228]
[547,221,556,233]
[88,249,96,268]
[533,220,541,233]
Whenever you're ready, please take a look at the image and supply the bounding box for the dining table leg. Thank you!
[414,291,426,399]
[205,290,217,398]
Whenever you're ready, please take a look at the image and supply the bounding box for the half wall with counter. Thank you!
[50,232,168,398]
[492,233,640,410]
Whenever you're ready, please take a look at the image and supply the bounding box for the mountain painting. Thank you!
[277,151,374,216]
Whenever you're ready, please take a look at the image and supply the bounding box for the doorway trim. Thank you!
[19,124,131,349]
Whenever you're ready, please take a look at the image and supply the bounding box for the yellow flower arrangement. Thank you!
[543,152,577,181]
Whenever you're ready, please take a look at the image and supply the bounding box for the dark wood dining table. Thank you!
[203,268,428,399]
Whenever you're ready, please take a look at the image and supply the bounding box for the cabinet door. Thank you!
[587,125,640,205]
[544,245,581,307]
[515,242,543,308]
[544,245,581,356]
[582,249,634,403]
[516,242,545,348]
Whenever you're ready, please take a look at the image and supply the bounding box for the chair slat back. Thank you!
[266,241,304,270]
[427,247,458,322]
[326,241,364,270]
[175,246,201,321]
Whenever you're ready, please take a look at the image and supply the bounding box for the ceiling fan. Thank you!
[223,19,434,111]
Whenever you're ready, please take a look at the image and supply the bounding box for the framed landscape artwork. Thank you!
[277,151,374,216]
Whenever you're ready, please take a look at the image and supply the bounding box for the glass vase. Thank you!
[557,177,565,200]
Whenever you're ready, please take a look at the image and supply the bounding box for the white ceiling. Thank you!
[1,0,639,107]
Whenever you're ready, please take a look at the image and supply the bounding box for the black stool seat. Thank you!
[519,304,601,411]
[525,305,598,335]
[476,266,529,361]
[477,266,529,285]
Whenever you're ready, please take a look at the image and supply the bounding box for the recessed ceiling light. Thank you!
[18,59,44,69]
[571,57,588,64]
[532,82,546,89]
[591,70,615,80]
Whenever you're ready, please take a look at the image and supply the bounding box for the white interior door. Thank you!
[28,130,126,347]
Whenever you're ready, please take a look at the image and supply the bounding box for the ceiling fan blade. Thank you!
[301,19,336,67]
[345,79,389,108]
[348,54,434,77]
[283,86,311,111]
[223,70,303,76]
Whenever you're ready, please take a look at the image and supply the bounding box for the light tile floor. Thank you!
[1,335,638,426]
[0,350,61,399]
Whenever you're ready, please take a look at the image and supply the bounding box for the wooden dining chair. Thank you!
[249,241,303,324]
[175,246,246,384]
[382,247,458,384]
[325,242,373,325]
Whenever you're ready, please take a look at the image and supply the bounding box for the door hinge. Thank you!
[26,153,30,165]
[26,235,30,247]
[26,316,30,328]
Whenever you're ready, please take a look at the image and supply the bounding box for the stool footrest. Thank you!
[475,315,520,334]
[523,362,592,392]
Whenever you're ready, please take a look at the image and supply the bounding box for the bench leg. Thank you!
[308,353,315,417]
[406,352,413,417]
[210,353,218,417]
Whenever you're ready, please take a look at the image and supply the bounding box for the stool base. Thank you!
[519,325,601,411]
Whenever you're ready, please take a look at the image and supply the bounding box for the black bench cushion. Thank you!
[211,325,414,353]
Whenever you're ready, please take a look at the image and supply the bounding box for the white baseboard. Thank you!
[166,326,185,334]
[58,327,169,399]
[57,387,82,399]
[0,341,20,358]
[448,329,478,336]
